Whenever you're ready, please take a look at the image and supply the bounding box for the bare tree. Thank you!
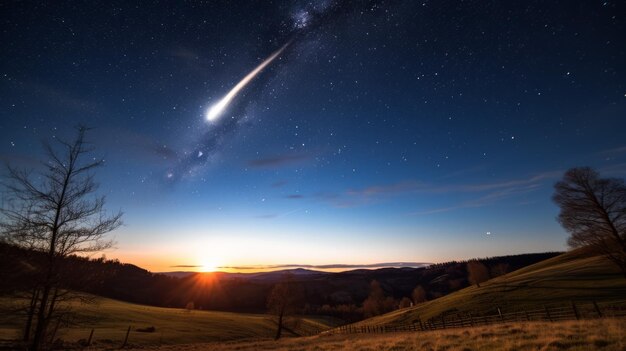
[411,285,427,304]
[553,167,626,277]
[0,126,122,350]
[266,273,303,340]
[467,261,489,287]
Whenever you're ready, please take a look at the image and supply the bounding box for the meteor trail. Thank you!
[206,41,291,122]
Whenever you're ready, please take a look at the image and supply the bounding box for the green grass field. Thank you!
[357,249,626,327]
[0,296,338,348]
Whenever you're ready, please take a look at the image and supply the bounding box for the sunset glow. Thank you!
[200,260,220,272]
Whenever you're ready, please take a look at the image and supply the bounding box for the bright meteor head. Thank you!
[206,98,228,122]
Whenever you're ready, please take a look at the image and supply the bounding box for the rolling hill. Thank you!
[354,248,626,327]
[0,296,338,348]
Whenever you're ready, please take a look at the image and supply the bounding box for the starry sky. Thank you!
[1,1,625,272]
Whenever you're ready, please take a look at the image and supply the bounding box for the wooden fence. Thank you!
[324,301,626,335]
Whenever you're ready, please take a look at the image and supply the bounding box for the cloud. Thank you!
[248,153,312,168]
[170,265,202,268]
[345,181,424,197]
[255,208,301,219]
[316,171,562,211]
[413,182,543,215]
[600,162,626,176]
[340,171,560,201]
[217,262,432,271]
[598,146,626,156]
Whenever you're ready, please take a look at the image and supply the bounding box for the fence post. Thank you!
[122,325,131,348]
[468,313,474,327]
[571,302,580,320]
[544,306,552,322]
[87,328,94,346]
[525,310,530,321]
[419,319,424,331]
[593,301,603,318]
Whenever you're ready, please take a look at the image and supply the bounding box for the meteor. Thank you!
[206,41,291,122]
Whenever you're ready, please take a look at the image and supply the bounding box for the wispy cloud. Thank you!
[171,265,202,268]
[271,180,288,188]
[598,146,626,156]
[316,170,562,212]
[600,162,626,176]
[413,182,543,215]
[341,171,561,199]
[217,262,432,271]
[248,153,312,168]
[255,208,302,220]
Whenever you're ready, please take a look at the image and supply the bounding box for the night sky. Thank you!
[1,1,625,272]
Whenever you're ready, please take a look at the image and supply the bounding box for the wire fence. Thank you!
[323,300,626,335]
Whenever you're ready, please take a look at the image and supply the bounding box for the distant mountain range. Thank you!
[157,265,433,280]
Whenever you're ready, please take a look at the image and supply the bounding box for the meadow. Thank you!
[358,249,626,327]
[0,297,337,349]
[122,318,626,351]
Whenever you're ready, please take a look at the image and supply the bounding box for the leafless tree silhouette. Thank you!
[266,273,303,340]
[0,126,122,350]
[553,167,626,277]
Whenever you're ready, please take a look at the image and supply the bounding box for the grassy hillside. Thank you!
[123,318,626,351]
[0,296,338,348]
[359,249,626,327]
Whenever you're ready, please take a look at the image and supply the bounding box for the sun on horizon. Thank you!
[199,259,221,273]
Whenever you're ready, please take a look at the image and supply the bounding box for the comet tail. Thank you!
[206,42,290,122]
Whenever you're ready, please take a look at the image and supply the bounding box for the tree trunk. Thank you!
[274,312,283,340]
[29,283,51,351]
[23,287,40,342]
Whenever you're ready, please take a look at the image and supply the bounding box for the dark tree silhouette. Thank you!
[266,273,303,340]
[398,297,412,309]
[553,167,626,277]
[467,261,489,287]
[411,285,427,304]
[0,126,122,350]
[362,280,395,317]
[490,263,510,278]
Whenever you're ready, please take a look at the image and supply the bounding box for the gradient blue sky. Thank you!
[1,1,625,271]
